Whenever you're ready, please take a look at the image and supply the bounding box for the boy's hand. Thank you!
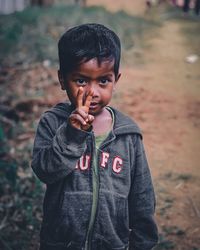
[69,87,94,131]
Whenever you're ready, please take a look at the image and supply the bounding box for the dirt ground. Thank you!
[87,0,146,15]
[23,2,200,249]
[88,1,200,249]
[2,1,199,249]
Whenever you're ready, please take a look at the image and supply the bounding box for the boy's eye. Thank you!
[75,79,87,86]
[99,79,110,85]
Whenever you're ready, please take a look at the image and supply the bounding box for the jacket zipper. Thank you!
[85,134,100,250]
[85,132,116,250]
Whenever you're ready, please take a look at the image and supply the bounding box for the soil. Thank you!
[24,2,199,248]
[87,1,200,249]
[2,1,199,249]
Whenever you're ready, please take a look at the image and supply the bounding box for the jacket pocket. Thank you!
[94,190,129,248]
[93,236,129,250]
[40,241,84,250]
[41,191,92,245]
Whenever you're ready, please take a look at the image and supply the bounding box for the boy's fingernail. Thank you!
[89,115,94,120]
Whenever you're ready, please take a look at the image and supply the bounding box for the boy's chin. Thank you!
[89,108,103,116]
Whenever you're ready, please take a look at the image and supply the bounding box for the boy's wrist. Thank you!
[66,122,92,142]
[56,122,92,149]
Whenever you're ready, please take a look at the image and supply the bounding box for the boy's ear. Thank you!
[113,73,121,91]
[116,73,121,82]
[58,70,65,90]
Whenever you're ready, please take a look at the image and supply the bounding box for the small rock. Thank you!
[43,60,51,68]
[185,54,199,64]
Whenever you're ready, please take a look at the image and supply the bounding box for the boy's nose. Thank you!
[87,82,99,97]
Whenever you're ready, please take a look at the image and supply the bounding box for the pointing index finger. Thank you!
[84,89,94,113]
[76,87,84,108]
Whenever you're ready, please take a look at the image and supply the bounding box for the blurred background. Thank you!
[0,1,200,249]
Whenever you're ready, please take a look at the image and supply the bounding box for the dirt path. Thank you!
[2,2,200,250]
[118,20,200,178]
[145,20,200,249]
[87,0,146,15]
[118,20,200,249]
[17,2,199,248]
[86,1,200,249]
[116,18,200,250]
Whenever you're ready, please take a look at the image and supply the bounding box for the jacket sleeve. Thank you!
[31,112,91,184]
[128,135,158,250]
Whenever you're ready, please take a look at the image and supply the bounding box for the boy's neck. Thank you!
[92,107,113,136]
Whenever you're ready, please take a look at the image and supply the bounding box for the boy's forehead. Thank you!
[73,58,115,74]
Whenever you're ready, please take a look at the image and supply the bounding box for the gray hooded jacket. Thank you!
[31,102,158,250]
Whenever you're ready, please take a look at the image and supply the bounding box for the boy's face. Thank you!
[59,58,121,116]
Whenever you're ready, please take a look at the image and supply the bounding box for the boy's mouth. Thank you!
[89,102,99,109]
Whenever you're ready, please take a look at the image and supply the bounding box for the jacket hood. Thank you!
[110,107,142,137]
[47,102,142,138]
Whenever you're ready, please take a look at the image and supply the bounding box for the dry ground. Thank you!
[3,1,199,249]
[87,1,200,249]
[32,9,200,250]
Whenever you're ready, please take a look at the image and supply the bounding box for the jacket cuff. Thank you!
[57,122,92,147]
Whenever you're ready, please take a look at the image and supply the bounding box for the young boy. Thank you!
[31,23,158,250]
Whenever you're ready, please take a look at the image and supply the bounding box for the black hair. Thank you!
[58,23,121,79]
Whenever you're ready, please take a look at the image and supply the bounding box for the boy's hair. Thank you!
[58,23,121,79]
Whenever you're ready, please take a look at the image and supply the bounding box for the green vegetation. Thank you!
[154,234,176,249]
[181,21,200,54]
[2,3,200,250]
[0,5,161,249]
[0,120,43,250]
[0,4,160,66]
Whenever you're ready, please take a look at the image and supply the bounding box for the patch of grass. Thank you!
[152,4,200,54]
[181,21,200,54]
[158,196,174,217]
[0,117,44,250]
[0,4,161,66]
[162,225,185,236]
[0,7,40,58]
[175,173,193,181]
[164,171,193,182]
[0,158,44,250]
[154,233,176,250]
